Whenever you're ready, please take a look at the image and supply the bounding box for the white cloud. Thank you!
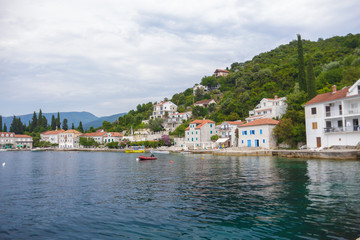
[0,0,359,116]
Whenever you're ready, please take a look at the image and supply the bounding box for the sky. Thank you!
[1,0,359,117]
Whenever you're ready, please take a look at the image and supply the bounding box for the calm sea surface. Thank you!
[0,151,359,240]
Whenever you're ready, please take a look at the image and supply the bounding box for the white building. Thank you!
[150,101,178,119]
[184,119,216,149]
[59,130,82,149]
[40,129,65,145]
[194,99,216,108]
[0,132,33,149]
[104,132,123,144]
[304,80,360,149]
[81,132,107,144]
[218,121,244,147]
[246,96,287,122]
[164,112,192,131]
[193,84,208,95]
[237,118,279,149]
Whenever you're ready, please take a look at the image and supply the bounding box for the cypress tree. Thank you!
[63,119,69,131]
[30,111,37,132]
[71,123,75,129]
[306,56,317,100]
[38,109,43,128]
[51,115,56,130]
[0,115,2,132]
[56,112,61,129]
[297,34,306,91]
[77,121,84,133]
[3,123,7,132]
[42,115,48,129]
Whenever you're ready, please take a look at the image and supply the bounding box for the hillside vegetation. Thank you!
[106,34,360,145]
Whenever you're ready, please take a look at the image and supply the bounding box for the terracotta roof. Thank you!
[215,69,229,73]
[0,132,16,137]
[41,129,65,135]
[225,121,244,125]
[305,87,350,105]
[239,118,279,127]
[185,119,215,130]
[64,130,82,134]
[194,99,215,105]
[108,132,123,137]
[81,132,107,137]
[15,134,32,138]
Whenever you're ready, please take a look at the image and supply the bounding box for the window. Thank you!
[242,140,244,144]
[311,107,317,115]
[263,139,265,143]
[250,130,255,135]
[242,131,247,135]
[260,129,263,134]
[210,131,213,134]
[338,120,343,128]
[312,122,318,129]
[210,124,213,127]
[192,138,193,142]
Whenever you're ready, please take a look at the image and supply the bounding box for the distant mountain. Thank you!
[2,111,126,130]
[83,113,126,130]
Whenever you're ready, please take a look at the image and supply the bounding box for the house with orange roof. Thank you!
[1,132,33,149]
[81,131,107,144]
[237,118,279,149]
[194,99,216,108]
[150,101,178,120]
[246,95,287,122]
[40,129,65,145]
[218,121,244,147]
[304,79,360,149]
[104,132,123,144]
[214,69,229,78]
[184,119,216,149]
[59,130,82,149]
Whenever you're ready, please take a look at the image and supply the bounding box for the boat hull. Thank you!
[138,156,157,160]
[125,149,145,153]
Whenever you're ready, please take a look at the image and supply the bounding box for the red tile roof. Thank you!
[0,132,16,137]
[215,69,229,73]
[41,130,65,135]
[225,121,244,125]
[304,87,350,105]
[15,134,32,138]
[194,99,215,105]
[239,118,279,127]
[108,132,123,137]
[81,132,107,137]
[185,119,215,130]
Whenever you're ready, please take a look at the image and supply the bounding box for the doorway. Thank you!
[316,137,321,148]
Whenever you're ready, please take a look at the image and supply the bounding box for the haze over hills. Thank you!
[2,111,126,130]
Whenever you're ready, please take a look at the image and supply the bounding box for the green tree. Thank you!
[30,111,37,132]
[10,116,24,134]
[192,106,208,118]
[72,123,75,129]
[211,135,219,141]
[306,56,317,100]
[146,118,163,132]
[51,115,56,130]
[3,123,7,132]
[102,121,113,131]
[0,115,2,132]
[56,112,61,129]
[297,34,306,91]
[201,76,218,88]
[77,121,84,133]
[62,118,69,130]
[38,109,43,128]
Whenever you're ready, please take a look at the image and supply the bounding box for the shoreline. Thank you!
[4,147,360,160]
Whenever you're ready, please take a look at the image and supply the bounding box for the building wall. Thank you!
[238,125,277,149]
[185,122,216,149]
[305,103,325,148]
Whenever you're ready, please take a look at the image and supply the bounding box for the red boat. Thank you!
[138,155,157,160]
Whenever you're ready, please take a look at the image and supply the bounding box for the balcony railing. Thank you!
[347,109,360,115]
[324,125,360,133]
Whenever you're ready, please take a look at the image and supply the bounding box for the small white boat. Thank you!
[150,150,170,154]
[0,149,7,152]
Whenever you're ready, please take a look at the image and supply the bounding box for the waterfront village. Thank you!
[1,70,360,158]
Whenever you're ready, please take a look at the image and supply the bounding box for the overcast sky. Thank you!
[1,0,359,117]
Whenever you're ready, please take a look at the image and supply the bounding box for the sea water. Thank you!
[0,151,359,239]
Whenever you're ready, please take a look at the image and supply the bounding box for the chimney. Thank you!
[332,85,337,93]
[274,95,278,100]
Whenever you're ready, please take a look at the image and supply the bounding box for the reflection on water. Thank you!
[0,152,359,239]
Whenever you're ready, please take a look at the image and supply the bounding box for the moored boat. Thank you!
[150,150,169,154]
[125,146,145,153]
[138,155,157,160]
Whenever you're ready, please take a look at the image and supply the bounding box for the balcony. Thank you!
[324,125,360,133]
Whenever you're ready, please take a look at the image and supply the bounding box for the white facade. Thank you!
[193,84,208,95]
[305,81,360,149]
[0,132,33,149]
[194,99,216,108]
[150,101,178,119]
[237,119,279,149]
[184,120,216,149]
[103,132,123,144]
[246,96,287,122]
[218,121,244,147]
[214,69,229,78]
[164,112,192,131]
[59,130,82,149]
[40,130,65,145]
